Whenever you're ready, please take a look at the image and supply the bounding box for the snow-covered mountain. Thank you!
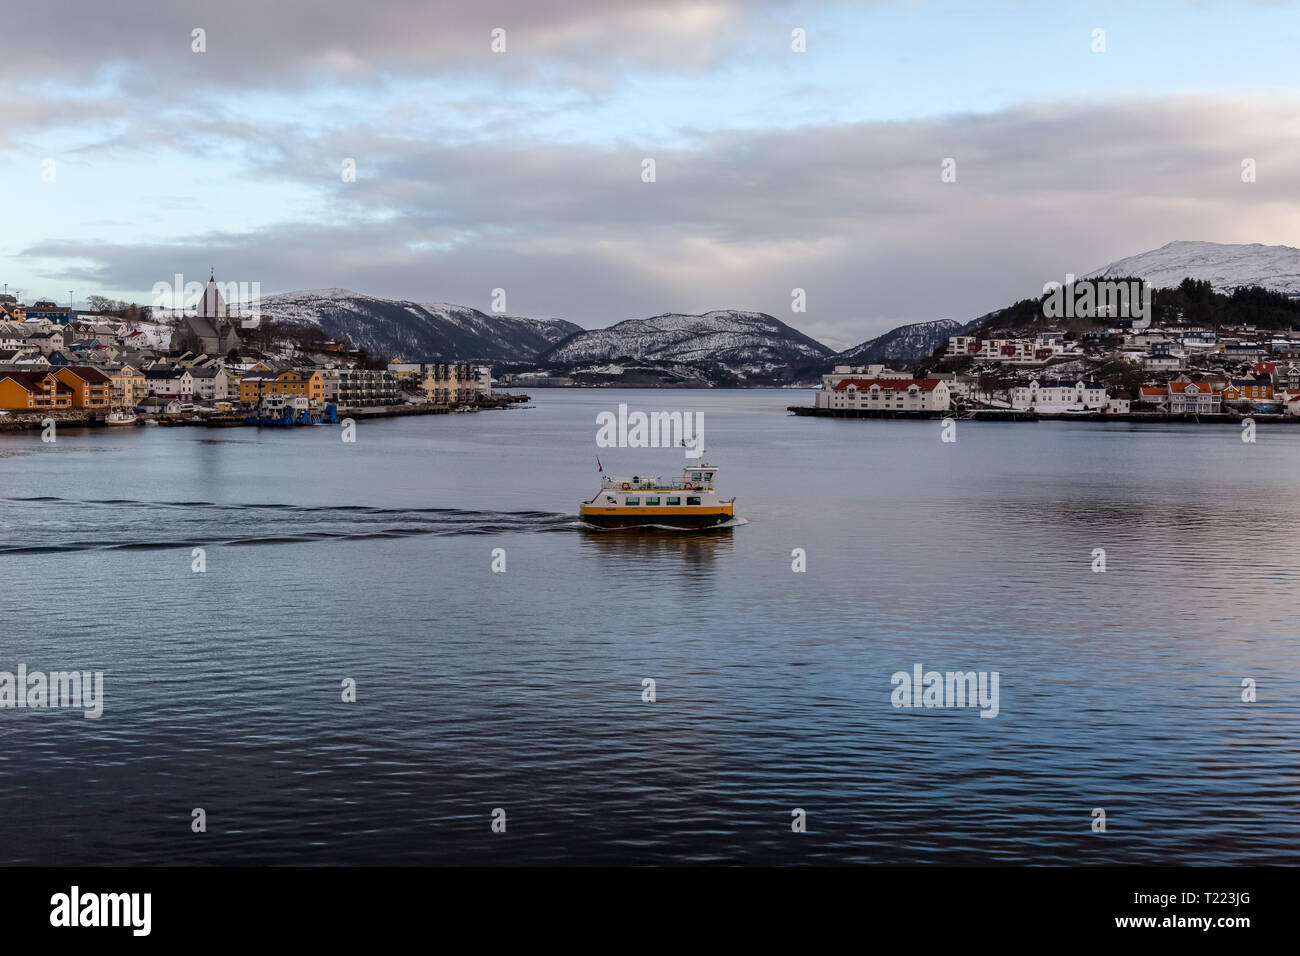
[1086,240,1300,295]
[257,289,583,362]
[835,318,964,364]
[537,310,834,383]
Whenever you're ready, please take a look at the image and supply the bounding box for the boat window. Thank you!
[691,473,702,481]
[703,473,713,480]
[686,496,701,506]
[666,497,680,505]
[625,497,640,506]
[645,497,661,506]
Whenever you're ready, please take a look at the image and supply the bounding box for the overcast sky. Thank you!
[3,0,1299,348]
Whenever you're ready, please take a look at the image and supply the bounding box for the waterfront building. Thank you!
[819,365,913,392]
[1010,378,1108,409]
[239,369,325,407]
[428,362,480,404]
[0,370,75,409]
[1140,380,1222,413]
[110,365,147,407]
[52,366,112,409]
[188,365,229,401]
[1222,378,1274,405]
[144,366,194,399]
[322,368,399,407]
[387,361,485,404]
[817,377,951,412]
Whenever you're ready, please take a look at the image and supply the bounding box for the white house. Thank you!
[0,324,33,352]
[1011,378,1107,409]
[144,366,195,399]
[1141,380,1221,413]
[945,336,1066,364]
[25,329,64,355]
[1143,353,1184,372]
[187,365,229,401]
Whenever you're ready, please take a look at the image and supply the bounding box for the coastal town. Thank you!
[9,271,1300,429]
[0,275,505,431]
[800,319,1300,420]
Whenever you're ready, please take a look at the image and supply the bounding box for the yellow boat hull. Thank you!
[579,503,733,528]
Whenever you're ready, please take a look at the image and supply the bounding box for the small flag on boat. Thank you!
[596,457,602,472]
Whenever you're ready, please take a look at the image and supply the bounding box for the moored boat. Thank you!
[203,412,248,427]
[105,409,137,426]
[580,459,736,529]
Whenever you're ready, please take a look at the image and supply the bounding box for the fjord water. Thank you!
[1,389,1298,865]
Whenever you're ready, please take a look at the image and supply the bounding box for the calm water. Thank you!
[1,389,1298,865]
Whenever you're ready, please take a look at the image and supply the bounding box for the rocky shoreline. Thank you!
[0,410,97,433]
[0,395,530,433]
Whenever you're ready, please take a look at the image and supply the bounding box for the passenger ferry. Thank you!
[580,459,735,529]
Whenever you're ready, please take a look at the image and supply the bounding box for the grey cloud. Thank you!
[19,94,1300,346]
[3,0,755,88]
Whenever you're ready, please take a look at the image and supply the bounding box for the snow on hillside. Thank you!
[540,310,832,376]
[120,320,174,350]
[254,289,582,362]
[1086,240,1300,295]
[835,318,963,364]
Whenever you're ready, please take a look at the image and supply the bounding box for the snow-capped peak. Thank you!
[1086,240,1300,295]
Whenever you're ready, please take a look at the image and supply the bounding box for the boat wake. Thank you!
[0,496,583,554]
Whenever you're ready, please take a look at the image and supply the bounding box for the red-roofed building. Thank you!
[1138,380,1221,413]
[817,377,951,412]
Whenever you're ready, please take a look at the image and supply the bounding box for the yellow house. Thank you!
[111,365,148,407]
[0,371,75,409]
[1223,379,1274,403]
[239,369,325,406]
[53,366,113,409]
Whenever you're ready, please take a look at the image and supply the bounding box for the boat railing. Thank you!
[600,476,712,491]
